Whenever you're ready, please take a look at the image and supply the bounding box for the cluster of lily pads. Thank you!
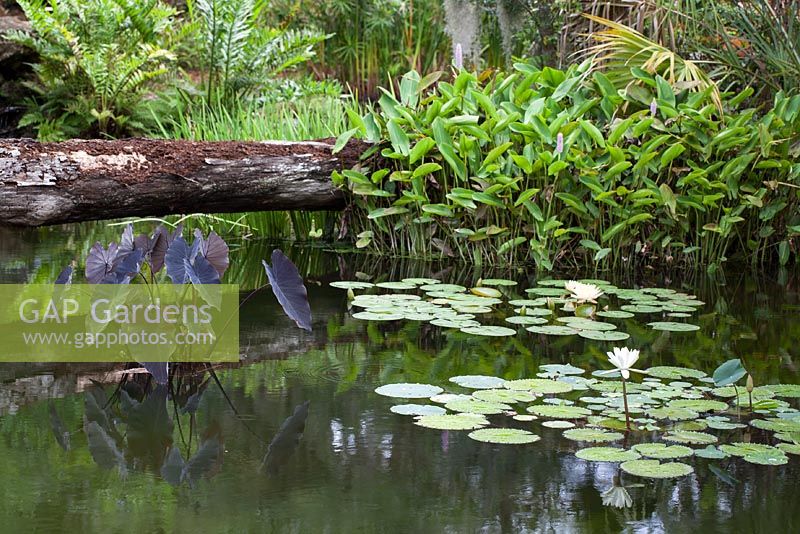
[330,277,704,340]
[373,363,800,480]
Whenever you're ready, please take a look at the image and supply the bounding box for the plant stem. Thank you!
[621,377,631,431]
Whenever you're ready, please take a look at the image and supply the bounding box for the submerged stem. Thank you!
[621,377,631,432]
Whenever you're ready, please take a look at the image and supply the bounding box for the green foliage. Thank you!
[334,62,800,268]
[186,0,331,104]
[3,0,180,139]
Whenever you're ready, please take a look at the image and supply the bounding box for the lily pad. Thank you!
[415,413,489,430]
[473,389,537,403]
[401,278,440,286]
[330,281,374,289]
[390,404,447,416]
[575,447,641,462]
[505,316,549,325]
[720,442,782,458]
[527,405,592,419]
[646,407,700,421]
[525,325,579,336]
[668,399,728,412]
[352,311,405,321]
[478,278,518,287]
[776,443,800,455]
[647,322,700,332]
[749,418,800,433]
[620,459,694,479]
[763,384,800,398]
[663,430,718,444]
[693,445,729,459]
[504,379,573,394]
[445,399,511,415]
[578,330,631,341]
[539,364,585,376]
[430,393,472,404]
[375,383,444,398]
[645,366,707,380]
[460,325,517,337]
[468,428,540,444]
[542,420,575,429]
[562,428,624,443]
[620,304,663,314]
[450,375,506,389]
[742,450,789,466]
[596,310,635,319]
[375,281,417,290]
[470,286,503,298]
[526,287,568,296]
[632,443,694,459]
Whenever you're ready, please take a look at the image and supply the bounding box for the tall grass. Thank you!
[149,95,352,239]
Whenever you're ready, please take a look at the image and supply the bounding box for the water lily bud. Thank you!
[746,374,754,393]
[347,288,355,301]
[519,305,527,316]
[476,277,483,287]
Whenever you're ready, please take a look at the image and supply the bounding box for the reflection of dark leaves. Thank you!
[141,362,169,385]
[183,436,222,487]
[49,402,70,451]
[55,265,73,285]
[181,379,209,414]
[119,389,140,418]
[262,401,310,475]
[263,250,313,331]
[85,421,127,476]
[708,464,739,486]
[84,388,111,430]
[161,446,185,486]
[126,384,173,465]
[122,379,144,402]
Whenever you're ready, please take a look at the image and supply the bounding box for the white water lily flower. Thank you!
[565,280,604,303]
[605,347,641,379]
[602,485,632,508]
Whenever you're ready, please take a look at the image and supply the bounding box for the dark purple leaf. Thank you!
[149,226,169,274]
[262,250,312,331]
[194,229,229,277]
[86,242,119,283]
[55,265,73,285]
[184,255,220,285]
[165,236,190,284]
[119,223,135,255]
[141,362,169,385]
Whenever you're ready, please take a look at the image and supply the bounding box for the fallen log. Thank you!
[0,138,369,226]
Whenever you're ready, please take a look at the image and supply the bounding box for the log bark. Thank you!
[0,138,368,226]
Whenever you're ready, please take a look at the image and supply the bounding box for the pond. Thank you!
[1,224,799,532]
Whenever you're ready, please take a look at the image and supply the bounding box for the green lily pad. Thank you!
[505,316,549,325]
[536,279,567,287]
[704,417,746,430]
[720,442,781,458]
[666,312,693,318]
[542,420,575,429]
[330,281,375,289]
[472,389,537,403]
[526,287,568,296]
[562,428,624,443]
[450,375,506,389]
[415,413,489,430]
[513,414,538,422]
[539,364,585,376]
[743,450,789,465]
[647,407,700,421]
[596,310,635,319]
[663,430,718,444]
[420,283,466,293]
[445,399,511,415]
[693,445,729,459]
[390,404,447,416]
[763,384,800,398]
[527,405,592,419]
[430,318,480,328]
[478,278,518,287]
[525,325,579,336]
[647,322,700,332]
[430,393,472,404]
[468,427,540,444]
[776,443,800,455]
[668,399,728,412]
[508,299,548,307]
[375,383,444,398]
[749,418,800,433]
[632,443,694,459]
[504,379,573,394]
[578,330,631,341]
[352,311,406,321]
[401,278,440,286]
[575,447,641,462]
[375,281,417,290]
[470,287,503,299]
[645,366,707,380]
[620,459,694,479]
[460,325,517,337]
[589,381,645,393]
[556,318,617,331]
[620,304,663,313]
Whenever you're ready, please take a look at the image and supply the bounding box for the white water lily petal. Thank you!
[605,347,640,379]
[565,280,604,303]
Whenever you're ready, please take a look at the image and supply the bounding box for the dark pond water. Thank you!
[1,224,799,533]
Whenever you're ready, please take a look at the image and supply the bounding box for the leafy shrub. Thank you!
[186,0,332,105]
[3,0,180,140]
[334,62,800,269]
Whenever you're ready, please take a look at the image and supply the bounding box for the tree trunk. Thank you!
[0,138,368,226]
